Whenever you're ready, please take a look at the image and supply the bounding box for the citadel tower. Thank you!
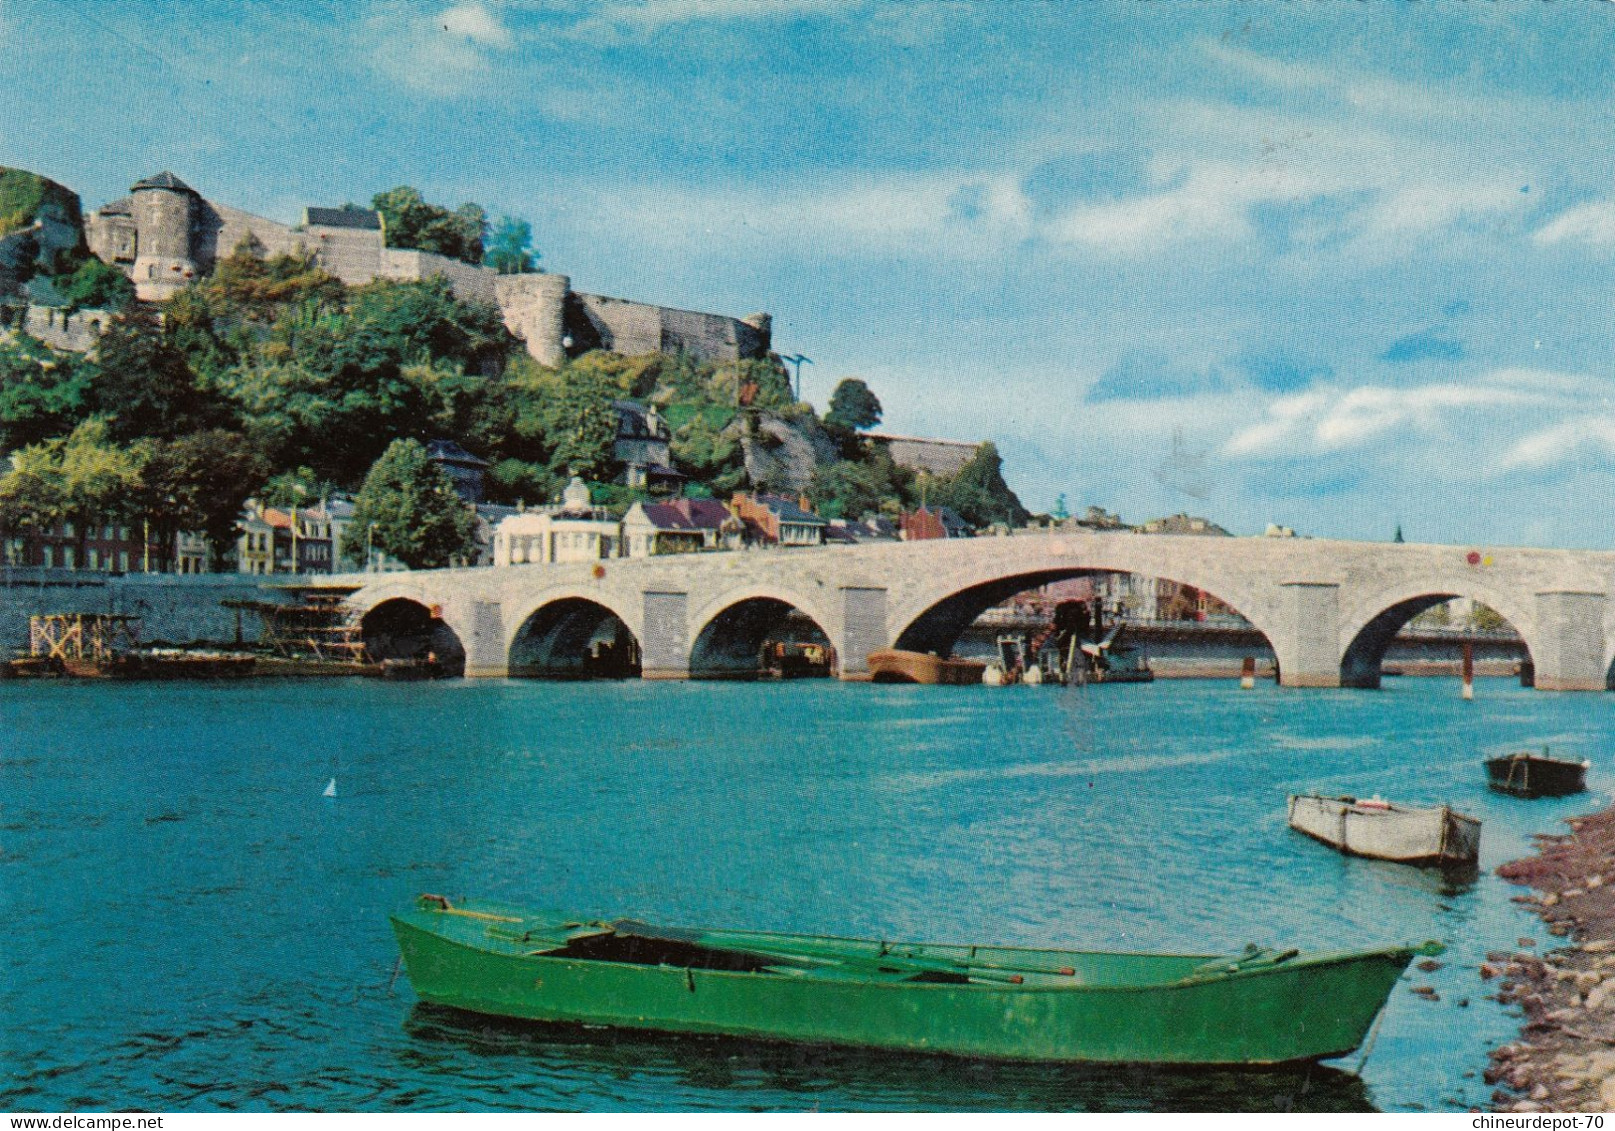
[128,172,198,301]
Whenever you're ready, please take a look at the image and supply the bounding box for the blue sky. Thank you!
[5,1,1615,547]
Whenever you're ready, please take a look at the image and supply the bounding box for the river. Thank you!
[2,676,1608,1112]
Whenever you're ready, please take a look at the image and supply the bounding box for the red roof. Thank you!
[638,498,732,531]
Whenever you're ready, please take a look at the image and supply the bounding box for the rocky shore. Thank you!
[1486,806,1615,1112]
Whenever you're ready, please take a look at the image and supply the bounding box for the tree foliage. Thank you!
[825,377,882,433]
[50,256,134,312]
[135,430,270,568]
[924,441,1029,528]
[346,439,476,569]
[486,216,538,274]
[0,418,143,538]
[0,337,91,451]
[371,186,488,265]
[89,307,234,442]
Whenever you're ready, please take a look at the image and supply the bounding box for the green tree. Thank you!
[825,377,882,432]
[0,337,91,451]
[371,186,488,265]
[485,216,538,274]
[90,308,232,442]
[135,430,270,569]
[927,441,1029,528]
[671,410,745,494]
[0,419,143,561]
[50,257,135,312]
[346,439,476,569]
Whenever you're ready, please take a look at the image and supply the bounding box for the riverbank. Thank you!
[1487,805,1615,1112]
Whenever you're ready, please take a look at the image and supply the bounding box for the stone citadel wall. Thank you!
[79,174,771,367]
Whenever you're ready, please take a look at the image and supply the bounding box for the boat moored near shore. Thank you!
[1287,794,1481,868]
[391,895,1440,1066]
[1486,749,1589,799]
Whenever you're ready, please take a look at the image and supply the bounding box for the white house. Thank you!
[492,477,622,566]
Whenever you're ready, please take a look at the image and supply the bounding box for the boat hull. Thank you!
[1486,754,1587,799]
[867,649,986,686]
[1287,795,1480,867]
[391,902,1422,1066]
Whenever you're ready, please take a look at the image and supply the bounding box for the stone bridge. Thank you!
[321,532,1615,691]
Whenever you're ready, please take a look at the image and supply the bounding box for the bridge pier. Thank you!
[1532,590,1607,691]
[1276,581,1342,688]
[460,598,509,678]
[837,586,888,681]
[641,590,690,680]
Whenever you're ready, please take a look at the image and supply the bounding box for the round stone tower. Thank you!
[493,272,571,367]
[129,171,199,301]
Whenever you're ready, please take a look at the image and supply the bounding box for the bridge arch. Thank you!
[359,596,466,676]
[1338,580,1537,690]
[507,591,642,679]
[890,563,1283,666]
[689,588,837,680]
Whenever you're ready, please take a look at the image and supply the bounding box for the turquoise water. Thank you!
[2,676,1611,1112]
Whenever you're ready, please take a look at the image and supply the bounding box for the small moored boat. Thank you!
[1486,749,1589,799]
[391,895,1439,1065]
[1287,794,1480,868]
[867,649,986,686]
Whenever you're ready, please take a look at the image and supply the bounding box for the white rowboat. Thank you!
[1287,794,1481,868]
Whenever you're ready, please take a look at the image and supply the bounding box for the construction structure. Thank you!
[221,592,368,666]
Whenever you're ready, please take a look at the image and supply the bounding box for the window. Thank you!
[119,551,129,572]
[64,547,75,569]
[43,546,53,568]
[89,549,100,570]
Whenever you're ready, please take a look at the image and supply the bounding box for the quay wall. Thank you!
[0,570,289,651]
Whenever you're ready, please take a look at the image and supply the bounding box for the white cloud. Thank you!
[1500,418,1615,469]
[1224,370,1606,460]
[572,0,855,35]
[1533,200,1615,248]
[1046,160,1331,254]
[366,2,516,95]
[440,2,514,48]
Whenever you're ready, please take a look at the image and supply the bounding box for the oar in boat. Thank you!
[614,921,1081,984]
[606,920,1031,984]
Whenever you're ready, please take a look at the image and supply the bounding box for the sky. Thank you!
[4,1,1615,547]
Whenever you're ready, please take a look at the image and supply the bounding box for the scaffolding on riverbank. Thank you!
[221,592,368,663]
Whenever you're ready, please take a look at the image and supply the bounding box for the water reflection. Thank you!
[400,1004,1375,1113]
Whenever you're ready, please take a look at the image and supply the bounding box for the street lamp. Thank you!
[366,522,378,572]
[779,354,813,402]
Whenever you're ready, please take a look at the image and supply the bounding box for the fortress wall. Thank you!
[380,248,498,304]
[872,436,979,478]
[659,306,748,360]
[575,293,665,356]
[17,305,110,353]
[85,213,137,265]
[304,224,387,286]
[195,201,305,272]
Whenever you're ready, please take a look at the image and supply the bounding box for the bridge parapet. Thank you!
[323,532,1615,691]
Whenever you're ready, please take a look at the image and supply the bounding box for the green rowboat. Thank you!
[390,895,1440,1066]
